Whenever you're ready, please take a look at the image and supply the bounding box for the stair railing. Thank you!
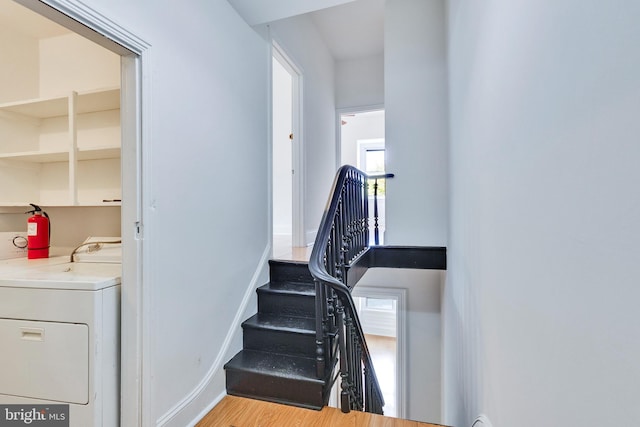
[308,165,392,414]
[367,172,393,245]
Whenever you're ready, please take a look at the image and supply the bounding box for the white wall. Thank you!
[445,1,640,427]
[0,24,39,177]
[0,25,38,103]
[39,33,120,97]
[71,1,270,425]
[266,15,337,245]
[0,206,121,249]
[335,54,384,109]
[384,0,448,246]
[340,111,385,167]
[357,268,443,423]
[47,206,121,248]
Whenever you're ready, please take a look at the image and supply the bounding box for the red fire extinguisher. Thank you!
[26,203,50,259]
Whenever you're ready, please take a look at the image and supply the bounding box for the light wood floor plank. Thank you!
[197,396,447,427]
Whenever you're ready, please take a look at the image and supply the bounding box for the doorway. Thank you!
[352,286,407,418]
[10,1,146,425]
[339,109,386,244]
[272,43,303,258]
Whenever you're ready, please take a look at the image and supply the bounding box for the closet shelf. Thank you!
[0,145,120,163]
[0,85,121,207]
[0,201,121,208]
[78,145,121,161]
[0,87,120,119]
[0,150,68,163]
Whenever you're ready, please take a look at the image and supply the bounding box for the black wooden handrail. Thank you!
[308,165,387,414]
[367,172,395,180]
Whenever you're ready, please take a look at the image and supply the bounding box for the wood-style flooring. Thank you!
[366,334,397,417]
[197,395,446,427]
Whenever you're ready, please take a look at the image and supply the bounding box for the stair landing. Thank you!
[197,395,448,427]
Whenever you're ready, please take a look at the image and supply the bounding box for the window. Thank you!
[365,297,395,311]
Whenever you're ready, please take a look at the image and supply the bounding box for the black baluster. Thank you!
[373,178,380,245]
[336,302,350,413]
[314,279,325,379]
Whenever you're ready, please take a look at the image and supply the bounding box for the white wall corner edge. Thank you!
[305,229,317,247]
[473,414,494,427]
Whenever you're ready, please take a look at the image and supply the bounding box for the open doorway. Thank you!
[339,109,387,244]
[352,286,406,418]
[272,53,293,257]
[272,43,303,259]
[329,285,406,417]
[3,1,145,425]
[354,294,397,416]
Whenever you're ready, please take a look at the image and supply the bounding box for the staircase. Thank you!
[224,166,445,415]
[224,259,334,410]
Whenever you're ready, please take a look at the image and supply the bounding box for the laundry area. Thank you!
[0,2,122,425]
[0,244,121,426]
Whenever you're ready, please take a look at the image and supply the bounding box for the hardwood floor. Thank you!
[366,334,397,417]
[272,234,312,261]
[197,395,445,427]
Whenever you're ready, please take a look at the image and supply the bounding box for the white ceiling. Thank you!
[226,0,357,26]
[1,0,384,63]
[228,0,385,62]
[308,0,385,61]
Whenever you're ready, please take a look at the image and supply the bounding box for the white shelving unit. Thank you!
[0,87,121,207]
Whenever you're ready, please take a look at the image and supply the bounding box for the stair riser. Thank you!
[243,328,317,358]
[226,369,324,410]
[269,261,314,284]
[225,260,328,410]
[257,291,316,317]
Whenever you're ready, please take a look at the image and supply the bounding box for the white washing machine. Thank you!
[0,255,121,426]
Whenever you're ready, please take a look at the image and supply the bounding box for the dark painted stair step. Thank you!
[269,260,314,284]
[242,313,316,358]
[224,349,324,410]
[257,282,315,317]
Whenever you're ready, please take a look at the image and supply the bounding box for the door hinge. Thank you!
[135,221,143,240]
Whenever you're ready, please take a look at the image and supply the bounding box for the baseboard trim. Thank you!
[473,414,494,427]
[186,391,227,427]
[157,244,272,426]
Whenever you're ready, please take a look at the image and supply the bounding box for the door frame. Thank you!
[336,104,384,170]
[352,286,408,419]
[271,39,305,247]
[15,1,149,425]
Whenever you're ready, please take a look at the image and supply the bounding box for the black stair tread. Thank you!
[225,349,322,383]
[258,281,315,295]
[243,313,315,334]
